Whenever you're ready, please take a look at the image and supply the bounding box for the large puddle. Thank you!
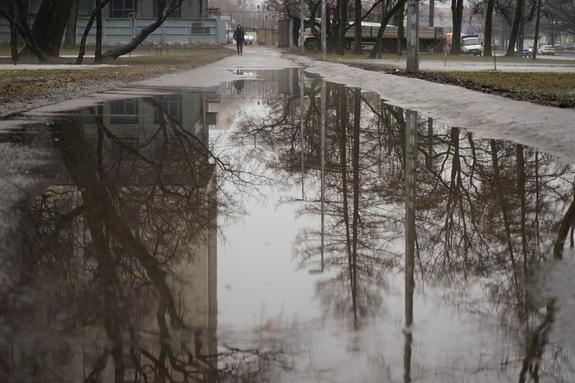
[1,68,574,382]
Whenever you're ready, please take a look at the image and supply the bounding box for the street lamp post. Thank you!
[321,0,326,57]
[300,0,305,53]
[406,0,419,74]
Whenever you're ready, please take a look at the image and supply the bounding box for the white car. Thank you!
[539,45,555,55]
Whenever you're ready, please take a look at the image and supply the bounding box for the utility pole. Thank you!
[406,0,419,73]
[301,0,305,53]
[321,0,327,57]
[289,18,294,48]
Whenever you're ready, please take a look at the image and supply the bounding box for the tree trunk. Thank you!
[370,0,405,58]
[10,2,18,64]
[354,0,362,53]
[337,87,354,311]
[517,0,525,54]
[336,0,348,54]
[95,0,103,64]
[395,2,404,55]
[1,0,48,62]
[483,0,495,56]
[429,0,434,27]
[506,0,524,56]
[531,0,541,60]
[76,0,110,65]
[450,0,463,54]
[553,197,575,259]
[30,0,76,57]
[64,0,78,49]
[102,0,184,60]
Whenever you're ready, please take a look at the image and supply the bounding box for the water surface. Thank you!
[0,68,574,382]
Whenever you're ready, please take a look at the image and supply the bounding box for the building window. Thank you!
[110,100,139,124]
[155,0,182,18]
[110,0,137,18]
[154,95,182,124]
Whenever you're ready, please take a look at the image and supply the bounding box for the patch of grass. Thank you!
[448,71,575,97]
[0,46,233,109]
[350,61,575,107]
[297,49,575,65]
[0,45,232,65]
[414,70,575,108]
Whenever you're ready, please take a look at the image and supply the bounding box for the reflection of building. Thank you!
[1,91,219,383]
[0,71,300,382]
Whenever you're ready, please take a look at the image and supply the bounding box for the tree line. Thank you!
[263,0,575,56]
[0,0,183,64]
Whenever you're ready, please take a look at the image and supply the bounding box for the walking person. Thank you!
[233,25,245,56]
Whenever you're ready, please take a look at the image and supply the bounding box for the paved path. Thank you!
[289,53,575,164]
[135,46,298,88]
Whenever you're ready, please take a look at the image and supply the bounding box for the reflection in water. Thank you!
[0,77,297,382]
[232,72,575,381]
[3,69,575,382]
[403,109,417,383]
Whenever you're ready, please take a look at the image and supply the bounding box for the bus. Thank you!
[300,20,445,52]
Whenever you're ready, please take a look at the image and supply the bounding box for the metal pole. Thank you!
[300,0,305,53]
[320,80,326,271]
[321,0,327,57]
[289,18,294,48]
[406,0,419,74]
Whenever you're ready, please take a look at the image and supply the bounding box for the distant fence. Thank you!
[0,17,227,46]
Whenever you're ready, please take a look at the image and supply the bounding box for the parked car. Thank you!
[461,35,483,55]
[539,45,555,55]
[521,47,532,57]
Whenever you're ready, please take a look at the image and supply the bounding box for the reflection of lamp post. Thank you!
[309,80,327,274]
[405,109,417,328]
[300,68,305,201]
[320,80,326,273]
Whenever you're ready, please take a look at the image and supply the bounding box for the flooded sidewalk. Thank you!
[0,63,574,382]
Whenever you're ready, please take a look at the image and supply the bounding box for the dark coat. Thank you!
[233,29,245,43]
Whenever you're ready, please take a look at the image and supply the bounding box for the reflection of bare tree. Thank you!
[231,74,575,380]
[234,79,396,321]
[0,95,288,383]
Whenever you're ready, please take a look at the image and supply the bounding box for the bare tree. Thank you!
[102,0,184,60]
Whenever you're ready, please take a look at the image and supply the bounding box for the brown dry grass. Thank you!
[0,46,233,107]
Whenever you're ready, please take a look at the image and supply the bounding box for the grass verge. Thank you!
[350,62,575,108]
[0,46,233,113]
[300,50,575,65]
